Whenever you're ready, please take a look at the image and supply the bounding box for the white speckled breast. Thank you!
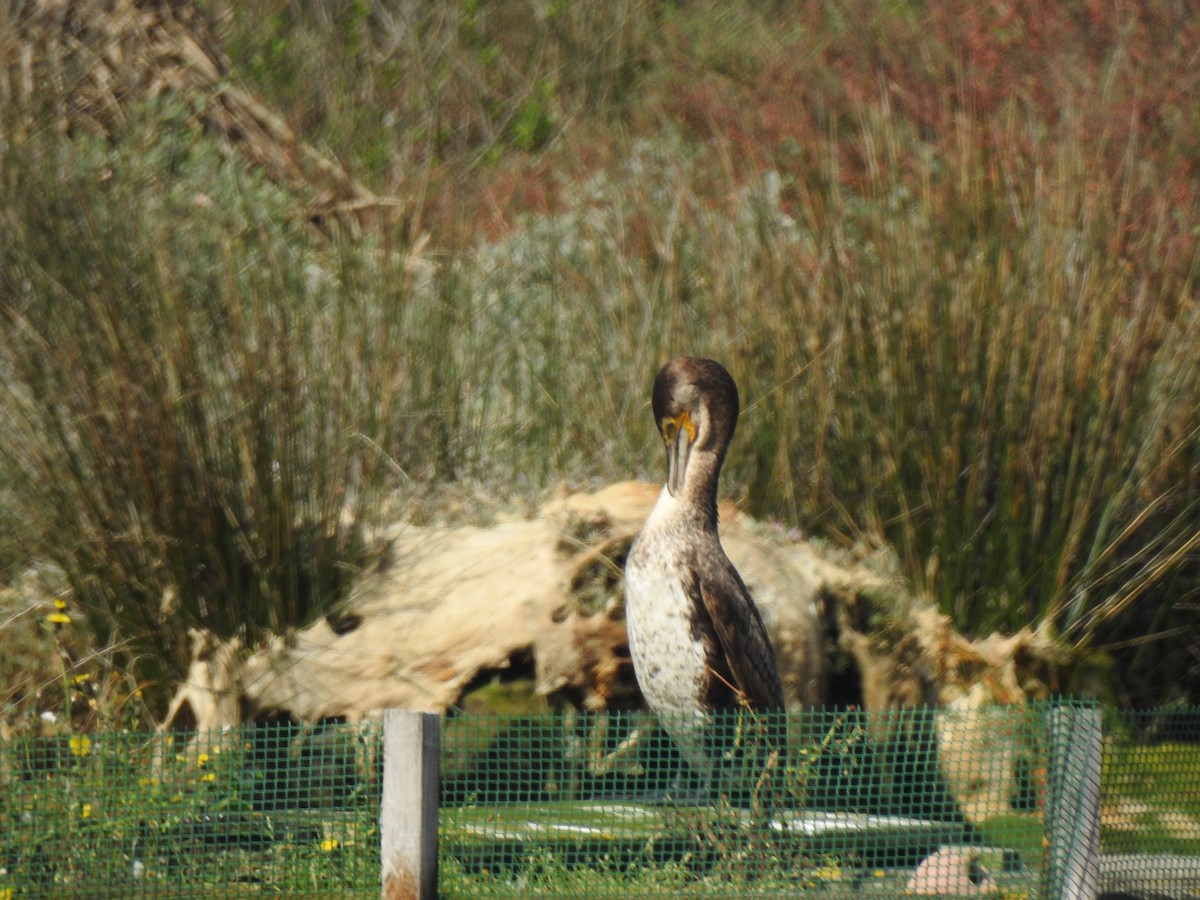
[624,488,712,774]
[628,489,710,777]
[624,547,708,714]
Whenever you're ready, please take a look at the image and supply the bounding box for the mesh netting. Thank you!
[2,703,1198,897]
[1,720,381,897]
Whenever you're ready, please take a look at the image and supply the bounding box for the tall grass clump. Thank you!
[0,101,424,704]
[787,110,1200,685]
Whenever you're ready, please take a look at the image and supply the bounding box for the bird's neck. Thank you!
[662,449,722,533]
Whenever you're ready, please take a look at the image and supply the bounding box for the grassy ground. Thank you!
[0,727,380,896]
[1,0,1198,722]
[0,713,1002,897]
[1102,739,1200,855]
[4,710,1196,897]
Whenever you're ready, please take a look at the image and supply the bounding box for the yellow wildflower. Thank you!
[72,673,90,684]
[201,772,216,782]
[68,735,92,757]
[54,597,67,609]
[46,612,71,625]
[320,839,341,852]
[197,752,210,767]
[81,803,92,819]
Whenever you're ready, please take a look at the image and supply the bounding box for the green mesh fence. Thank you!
[2,703,1199,897]
[1,720,382,898]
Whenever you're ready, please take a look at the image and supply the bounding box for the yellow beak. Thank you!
[662,411,696,497]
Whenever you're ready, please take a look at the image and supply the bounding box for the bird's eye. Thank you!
[661,412,695,444]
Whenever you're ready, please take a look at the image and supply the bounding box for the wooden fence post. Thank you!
[381,709,440,900]
[1046,704,1102,900]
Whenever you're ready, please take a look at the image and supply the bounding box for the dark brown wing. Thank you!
[699,570,785,712]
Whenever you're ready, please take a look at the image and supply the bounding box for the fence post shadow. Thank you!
[381,709,440,900]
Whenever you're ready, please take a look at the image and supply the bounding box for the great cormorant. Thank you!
[624,357,785,791]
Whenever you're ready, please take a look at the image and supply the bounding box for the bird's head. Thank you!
[651,357,739,499]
